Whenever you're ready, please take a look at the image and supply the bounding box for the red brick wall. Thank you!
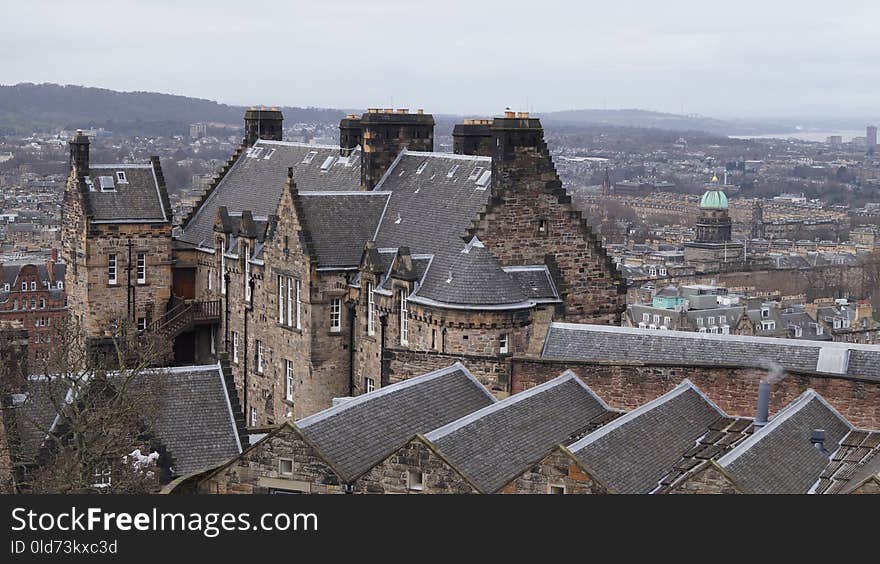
[511,358,880,429]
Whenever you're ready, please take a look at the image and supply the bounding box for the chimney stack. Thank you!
[754,380,771,430]
[69,129,90,177]
[244,107,284,147]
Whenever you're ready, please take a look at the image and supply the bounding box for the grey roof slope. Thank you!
[424,371,618,493]
[541,322,880,380]
[84,164,168,222]
[296,363,495,481]
[569,380,725,494]
[717,390,851,494]
[298,192,390,269]
[502,265,559,301]
[179,141,361,246]
[813,430,880,494]
[373,151,531,308]
[7,365,242,478]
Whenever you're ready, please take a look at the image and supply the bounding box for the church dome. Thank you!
[700,189,728,210]
[700,174,728,209]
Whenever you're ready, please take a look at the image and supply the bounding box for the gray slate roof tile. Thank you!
[424,371,616,492]
[569,380,725,494]
[718,391,851,494]
[296,363,495,481]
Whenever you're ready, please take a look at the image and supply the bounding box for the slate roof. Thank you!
[179,141,362,247]
[84,164,169,223]
[6,365,242,478]
[568,380,726,494]
[424,371,618,493]
[296,363,495,481]
[502,265,560,302]
[813,430,880,494]
[653,416,754,493]
[0,262,65,302]
[373,151,532,308]
[717,390,851,494]
[298,192,390,269]
[541,322,880,381]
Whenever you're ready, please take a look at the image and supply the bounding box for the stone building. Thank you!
[170,107,625,425]
[0,252,66,365]
[684,175,744,272]
[196,363,495,494]
[61,130,175,347]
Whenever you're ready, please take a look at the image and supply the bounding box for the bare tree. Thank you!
[3,316,172,494]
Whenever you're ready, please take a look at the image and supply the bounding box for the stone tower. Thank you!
[684,175,744,272]
[694,176,732,243]
[360,108,434,190]
[751,200,765,239]
[244,107,283,147]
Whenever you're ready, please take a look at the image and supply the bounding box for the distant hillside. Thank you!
[541,108,735,134]
[0,83,348,135]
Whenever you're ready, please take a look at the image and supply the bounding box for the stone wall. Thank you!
[353,437,477,494]
[199,425,344,494]
[511,358,880,429]
[384,349,511,397]
[497,448,609,494]
[469,119,625,324]
[667,462,742,494]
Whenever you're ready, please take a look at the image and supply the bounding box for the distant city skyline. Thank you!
[2,0,879,120]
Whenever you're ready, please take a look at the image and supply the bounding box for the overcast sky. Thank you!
[2,0,878,119]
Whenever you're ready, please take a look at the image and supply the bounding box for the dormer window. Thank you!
[116,171,127,183]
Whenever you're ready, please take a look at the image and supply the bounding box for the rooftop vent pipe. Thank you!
[754,380,770,430]
[811,429,828,455]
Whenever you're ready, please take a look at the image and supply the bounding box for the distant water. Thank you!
[729,130,865,143]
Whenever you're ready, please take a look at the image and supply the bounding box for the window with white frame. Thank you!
[285,276,294,327]
[30,281,36,291]
[407,470,424,491]
[499,333,509,354]
[232,331,239,363]
[285,360,294,401]
[330,298,341,332]
[365,377,375,393]
[279,459,294,476]
[664,316,671,326]
[210,329,216,355]
[108,254,117,285]
[250,407,257,427]
[207,269,213,291]
[40,298,45,309]
[707,316,715,326]
[277,275,286,324]
[256,340,264,373]
[642,313,650,323]
[137,317,146,331]
[549,485,566,494]
[92,467,112,489]
[720,315,727,324]
[116,171,127,183]
[367,283,375,336]
[220,239,226,294]
[762,321,776,331]
[21,282,27,292]
[57,281,63,290]
[653,314,660,324]
[136,252,146,284]
[295,279,302,330]
[399,290,408,345]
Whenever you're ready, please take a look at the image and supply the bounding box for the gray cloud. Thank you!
[1,0,877,119]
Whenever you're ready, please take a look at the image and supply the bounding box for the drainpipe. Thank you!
[224,272,231,352]
[243,275,254,425]
[347,303,357,396]
[379,315,388,387]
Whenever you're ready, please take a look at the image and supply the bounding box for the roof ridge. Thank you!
[716,388,830,467]
[297,362,488,428]
[568,379,708,453]
[424,371,587,442]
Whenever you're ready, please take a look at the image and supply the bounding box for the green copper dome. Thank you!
[700,189,728,210]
